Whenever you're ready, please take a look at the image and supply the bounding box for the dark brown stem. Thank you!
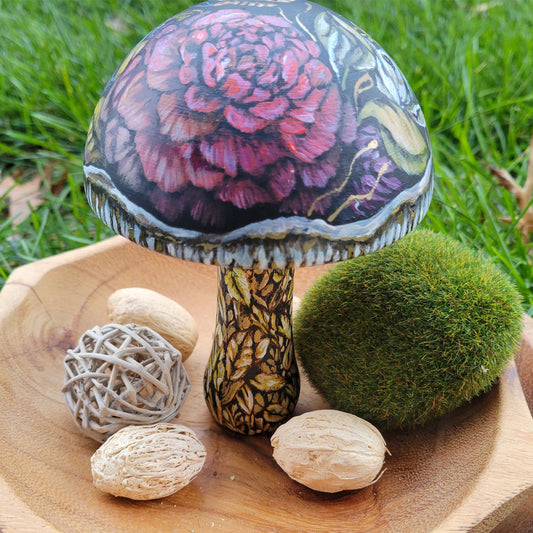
[203,266,299,435]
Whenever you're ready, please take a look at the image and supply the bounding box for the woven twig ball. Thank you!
[63,323,191,442]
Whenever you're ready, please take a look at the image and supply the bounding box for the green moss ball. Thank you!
[294,229,523,430]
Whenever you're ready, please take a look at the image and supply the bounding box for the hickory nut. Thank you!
[271,409,387,493]
[107,287,198,361]
[91,423,206,500]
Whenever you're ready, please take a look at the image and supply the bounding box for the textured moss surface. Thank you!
[294,229,523,430]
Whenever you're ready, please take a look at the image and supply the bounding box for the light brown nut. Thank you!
[271,409,387,493]
[91,423,206,500]
[107,287,198,361]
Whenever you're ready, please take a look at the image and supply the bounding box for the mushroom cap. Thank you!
[84,0,433,269]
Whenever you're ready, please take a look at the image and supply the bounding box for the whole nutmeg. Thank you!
[107,287,198,361]
[271,409,387,493]
[91,423,206,500]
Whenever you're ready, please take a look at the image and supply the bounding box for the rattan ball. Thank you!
[63,323,191,442]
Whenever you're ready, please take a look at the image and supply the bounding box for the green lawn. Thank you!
[1,0,532,313]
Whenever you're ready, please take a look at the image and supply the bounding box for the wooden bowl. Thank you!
[1,236,532,532]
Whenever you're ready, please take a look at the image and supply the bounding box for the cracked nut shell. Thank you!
[91,423,206,500]
[271,409,387,493]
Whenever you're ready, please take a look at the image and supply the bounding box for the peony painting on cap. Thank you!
[84,0,433,434]
[85,0,431,239]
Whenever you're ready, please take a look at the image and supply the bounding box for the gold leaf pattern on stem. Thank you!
[251,373,286,392]
[224,269,252,306]
[255,338,270,360]
[204,266,299,435]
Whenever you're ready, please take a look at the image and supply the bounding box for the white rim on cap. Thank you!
[85,159,432,269]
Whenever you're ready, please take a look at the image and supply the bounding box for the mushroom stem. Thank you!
[204,266,300,435]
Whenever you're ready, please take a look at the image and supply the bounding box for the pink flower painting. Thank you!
[85,0,431,233]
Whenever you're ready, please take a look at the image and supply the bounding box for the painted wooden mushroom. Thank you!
[84,0,433,435]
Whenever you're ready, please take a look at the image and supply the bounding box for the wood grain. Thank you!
[0,235,532,533]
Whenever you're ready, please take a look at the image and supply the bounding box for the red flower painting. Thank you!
[85,2,430,233]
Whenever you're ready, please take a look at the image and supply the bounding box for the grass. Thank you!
[1,0,532,313]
